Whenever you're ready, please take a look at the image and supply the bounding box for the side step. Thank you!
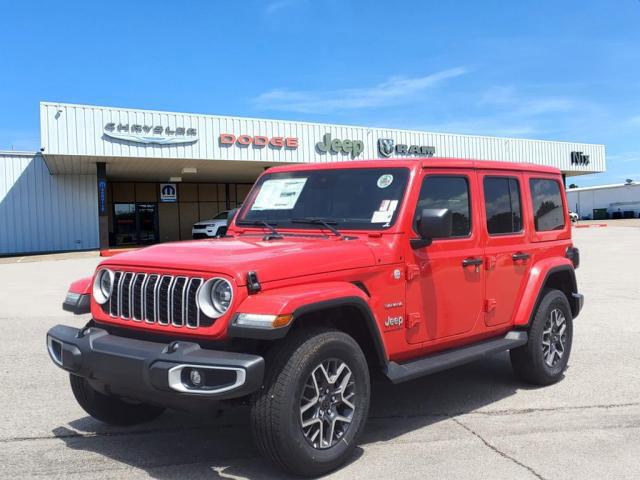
[384,331,528,384]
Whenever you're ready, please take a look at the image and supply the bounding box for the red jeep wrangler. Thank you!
[47,159,582,476]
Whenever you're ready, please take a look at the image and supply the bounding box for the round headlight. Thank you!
[93,269,114,305]
[197,277,233,318]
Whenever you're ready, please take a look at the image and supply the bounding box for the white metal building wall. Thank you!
[567,184,640,218]
[40,102,605,174]
[0,152,99,255]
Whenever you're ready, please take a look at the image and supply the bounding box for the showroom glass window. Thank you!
[483,177,523,235]
[530,178,565,231]
[414,176,471,237]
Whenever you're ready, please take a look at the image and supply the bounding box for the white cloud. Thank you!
[254,67,469,113]
[265,0,297,15]
[480,86,579,115]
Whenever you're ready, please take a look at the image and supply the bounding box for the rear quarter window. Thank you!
[529,178,565,231]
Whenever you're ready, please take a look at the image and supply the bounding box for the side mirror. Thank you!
[226,208,239,227]
[410,208,452,249]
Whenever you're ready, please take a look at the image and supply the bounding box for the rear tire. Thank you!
[250,328,370,477]
[510,289,573,385]
[70,374,165,426]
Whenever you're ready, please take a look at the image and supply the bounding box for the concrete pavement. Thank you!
[1,227,639,479]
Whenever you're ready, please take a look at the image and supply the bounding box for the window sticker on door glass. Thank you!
[251,178,308,210]
[377,174,394,188]
[371,199,398,223]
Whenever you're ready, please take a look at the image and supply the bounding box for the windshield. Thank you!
[238,167,409,230]
[214,211,228,220]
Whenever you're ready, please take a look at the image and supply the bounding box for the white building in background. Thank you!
[567,182,640,219]
[0,102,606,255]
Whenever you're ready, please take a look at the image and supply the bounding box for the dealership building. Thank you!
[0,102,605,255]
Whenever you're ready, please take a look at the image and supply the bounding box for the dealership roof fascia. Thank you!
[33,101,607,182]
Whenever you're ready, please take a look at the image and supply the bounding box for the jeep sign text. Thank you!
[316,133,364,158]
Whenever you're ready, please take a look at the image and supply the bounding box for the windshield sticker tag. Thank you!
[251,178,308,210]
[377,174,393,189]
[372,199,398,223]
[371,210,394,223]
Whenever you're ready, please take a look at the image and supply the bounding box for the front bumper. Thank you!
[46,325,264,407]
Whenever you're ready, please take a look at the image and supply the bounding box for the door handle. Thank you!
[512,252,530,262]
[462,257,483,268]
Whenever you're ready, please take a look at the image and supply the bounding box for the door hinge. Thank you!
[406,312,421,329]
[406,264,420,281]
[484,298,497,313]
[485,256,496,270]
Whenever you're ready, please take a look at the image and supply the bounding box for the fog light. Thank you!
[189,369,202,387]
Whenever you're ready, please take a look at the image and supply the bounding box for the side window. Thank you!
[415,176,471,237]
[529,178,565,231]
[483,177,522,235]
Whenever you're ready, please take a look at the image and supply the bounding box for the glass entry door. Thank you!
[113,203,158,246]
[137,204,158,244]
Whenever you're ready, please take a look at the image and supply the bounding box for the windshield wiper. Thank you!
[291,217,342,237]
[238,220,283,240]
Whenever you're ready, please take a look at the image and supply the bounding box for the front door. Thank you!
[405,171,485,344]
[479,172,530,327]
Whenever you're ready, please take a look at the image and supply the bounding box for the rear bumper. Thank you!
[46,325,264,406]
[572,292,584,318]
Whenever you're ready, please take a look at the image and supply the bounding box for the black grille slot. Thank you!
[109,272,122,316]
[120,272,134,318]
[144,274,159,322]
[158,276,172,325]
[171,277,187,326]
[186,278,202,327]
[104,271,207,328]
[132,274,145,320]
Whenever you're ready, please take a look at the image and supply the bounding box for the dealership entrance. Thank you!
[113,203,158,246]
[105,180,254,248]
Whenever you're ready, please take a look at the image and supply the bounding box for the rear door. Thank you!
[479,171,530,326]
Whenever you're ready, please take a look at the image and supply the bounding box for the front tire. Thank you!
[70,374,165,426]
[510,289,573,385]
[250,328,370,477]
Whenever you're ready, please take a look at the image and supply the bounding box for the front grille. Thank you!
[106,271,206,328]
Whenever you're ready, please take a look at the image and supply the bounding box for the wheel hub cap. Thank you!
[299,359,356,450]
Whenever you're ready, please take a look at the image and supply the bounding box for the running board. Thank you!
[384,331,528,384]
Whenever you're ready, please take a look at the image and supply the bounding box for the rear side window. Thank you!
[483,177,522,235]
[415,176,471,237]
[529,178,565,231]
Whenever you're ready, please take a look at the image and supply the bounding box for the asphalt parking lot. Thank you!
[1,222,639,479]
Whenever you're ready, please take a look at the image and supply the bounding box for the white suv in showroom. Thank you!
[191,211,230,239]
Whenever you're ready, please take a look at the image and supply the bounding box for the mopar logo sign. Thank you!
[160,183,177,202]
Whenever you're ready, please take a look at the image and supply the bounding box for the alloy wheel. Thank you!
[299,358,356,449]
[542,308,567,367]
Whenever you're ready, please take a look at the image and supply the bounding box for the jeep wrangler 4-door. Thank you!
[47,159,582,476]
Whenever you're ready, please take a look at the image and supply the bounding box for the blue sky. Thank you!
[1,0,639,186]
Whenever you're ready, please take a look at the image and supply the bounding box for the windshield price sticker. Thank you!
[371,199,398,223]
[251,178,308,210]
